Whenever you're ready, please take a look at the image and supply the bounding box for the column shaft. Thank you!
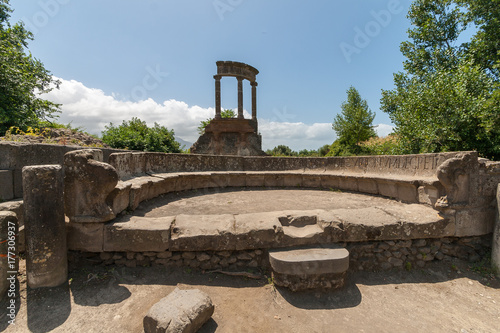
[251,81,258,120]
[214,75,221,119]
[237,77,244,119]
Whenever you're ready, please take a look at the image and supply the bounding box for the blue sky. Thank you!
[10,0,412,150]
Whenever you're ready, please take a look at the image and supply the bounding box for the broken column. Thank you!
[0,211,17,297]
[23,165,67,288]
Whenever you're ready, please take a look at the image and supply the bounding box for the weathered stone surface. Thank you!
[64,149,118,222]
[143,288,214,333]
[0,211,17,298]
[0,169,14,201]
[23,165,67,288]
[269,246,349,275]
[108,181,132,215]
[233,212,283,250]
[67,222,104,252]
[269,245,349,291]
[104,216,173,252]
[492,183,500,277]
[437,152,478,205]
[455,208,495,237]
[170,214,235,251]
[0,198,24,226]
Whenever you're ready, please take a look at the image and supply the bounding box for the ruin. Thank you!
[190,61,265,156]
[2,139,500,292]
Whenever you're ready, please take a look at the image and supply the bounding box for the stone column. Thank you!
[237,76,244,119]
[493,183,500,277]
[214,75,221,119]
[23,165,67,288]
[251,81,258,120]
[0,211,17,298]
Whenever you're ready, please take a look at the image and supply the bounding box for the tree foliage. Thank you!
[381,0,500,159]
[0,0,60,135]
[331,86,376,155]
[197,109,236,135]
[101,117,181,153]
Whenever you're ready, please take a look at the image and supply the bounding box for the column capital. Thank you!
[251,81,258,87]
[213,75,222,80]
[236,76,244,82]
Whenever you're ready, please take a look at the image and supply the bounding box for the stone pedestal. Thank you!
[269,245,349,291]
[22,165,67,288]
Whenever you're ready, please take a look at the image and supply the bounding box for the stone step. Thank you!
[268,245,350,291]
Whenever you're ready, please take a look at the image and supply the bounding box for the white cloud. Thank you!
[374,123,394,137]
[45,77,393,152]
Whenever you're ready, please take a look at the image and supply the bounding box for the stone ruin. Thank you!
[1,140,500,294]
[190,61,265,156]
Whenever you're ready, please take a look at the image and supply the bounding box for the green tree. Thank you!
[101,117,181,153]
[266,145,297,157]
[0,0,60,134]
[197,109,236,135]
[332,86,376,155]
[381,0,500,159]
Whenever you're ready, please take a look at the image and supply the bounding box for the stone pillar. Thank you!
[0,211,17,298]
[237,76,244,119]
[214,75,221,119]
[493,183,500,276]
[251,81,258,120]
[23,165,67,288]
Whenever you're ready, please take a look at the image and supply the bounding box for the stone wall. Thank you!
[0,141,125,199]
[68,235,491,272]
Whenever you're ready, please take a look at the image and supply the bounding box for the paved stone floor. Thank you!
[132,187,434,218]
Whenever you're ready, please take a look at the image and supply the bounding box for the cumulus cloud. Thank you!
[44,77,394,151]
[374,123,394,137]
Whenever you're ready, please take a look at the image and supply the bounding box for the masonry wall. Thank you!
[0,141,125,199]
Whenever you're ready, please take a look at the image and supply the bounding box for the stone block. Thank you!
[338,176,358,192]
[396,183,418,203]
[321,174,340,189]
[0,199,24,227]
[108,181,131,215]
[264,173,285,187]
[233,212,283,250]
[418,185,440,206]
[302,174,321,188]
[357,178,378,195]
[455,208,495,237]
[210,172,230,188]
[170,214,235,251]
[191,173,217,189]
[143,288,214,333]
[64,149,118,222]
[282,173,303,187]
[23,165,67,288]
[246,174,265,187]
[104,216,174,252]
[377,180,398,199]
[67,222,104,252]
[493,184,500,277]
[226,173,246,187]
[0,170,14,201]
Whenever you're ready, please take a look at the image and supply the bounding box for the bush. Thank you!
[101,117,180,153]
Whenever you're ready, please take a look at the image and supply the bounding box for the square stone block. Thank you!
[67,222,104,252]
[338,176,358,192]
[0,170,14,201]
[104,216,174,252]
[246,174,265,187]
[357,178,378,194]
[396,183,418,203]
[321,175,340,189]
[302,175,321,188]
[377,180,398,199]
[210,173,229,188]
[226,173,246,187]
[282,174,303,187]
[264,173,285,187]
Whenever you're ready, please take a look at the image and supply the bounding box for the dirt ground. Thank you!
[1,256,499,333]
